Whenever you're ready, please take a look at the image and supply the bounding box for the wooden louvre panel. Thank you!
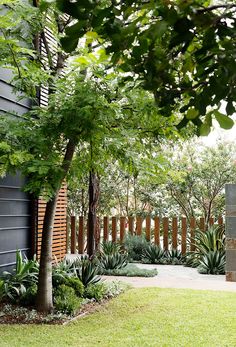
[36,183,67,262]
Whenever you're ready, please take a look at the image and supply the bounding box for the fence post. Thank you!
[136,216,143,236]
[103,216,109,242]
[146,215,151,241]
[200,217,205,231]
[172,217,178,250]
[120,217,126,243]
[71,216,76,254]
[112,217,117,242]
[128,216,134,235]
[154,217,160,246]
[78,216,84,254]
[190,217,196,252]
[163,217,169,251]
[209,217,214,226]
[181,217,187,255]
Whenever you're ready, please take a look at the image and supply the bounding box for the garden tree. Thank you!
[67,86,180,218]
[0,0,180,311]
[164,140,236,224]
[0,0,123,312]
[57,0,236,134]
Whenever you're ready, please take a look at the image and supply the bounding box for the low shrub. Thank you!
[124,234,150,261]
[65,277,84,297]
[54,284,82,315]
[84,283,106,302]
[102,263,158,277]
[19,284,37,306]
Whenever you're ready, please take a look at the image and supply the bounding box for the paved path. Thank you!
[102,264,236,292]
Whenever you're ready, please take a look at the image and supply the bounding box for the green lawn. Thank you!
[1,287,236,347]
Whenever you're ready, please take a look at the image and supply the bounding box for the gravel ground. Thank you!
[102,264,236,292]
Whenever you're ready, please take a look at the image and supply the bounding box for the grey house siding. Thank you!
[0,68,32,272]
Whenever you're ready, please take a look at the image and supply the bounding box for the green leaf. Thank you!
[186,108,199,120]
[214,111,234,130]
[199,123,211,136]
[60,36,78,53]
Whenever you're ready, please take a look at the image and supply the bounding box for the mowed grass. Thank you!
[1,287,236,347]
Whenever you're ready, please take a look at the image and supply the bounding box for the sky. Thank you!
[201,120,236,147]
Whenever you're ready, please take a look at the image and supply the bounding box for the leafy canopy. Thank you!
[57,0,236,134]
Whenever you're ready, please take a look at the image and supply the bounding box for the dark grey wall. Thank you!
[0,68,32,272]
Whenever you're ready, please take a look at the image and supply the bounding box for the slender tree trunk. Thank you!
[36,139,76,312]
[87,171,99,257]
[36,195,58,312]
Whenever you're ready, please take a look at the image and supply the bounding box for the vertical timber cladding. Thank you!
[36,184,67,262]
[225,184,236,281]
[0,68,32,272]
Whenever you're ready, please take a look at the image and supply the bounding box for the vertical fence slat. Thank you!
[128,216,134,235]
[181,217,187,255]
[218,215,223,228]
[70,216,76,254]
[136,216,143,236]
[200,217,205,231]
[78,216,84,254]
[190,217,196,252]
[120,217,126,243]
[154,217,160,246]
[146,216,151,241]
[103,216,109,242]
[209,217,214,226]
[163,217,169,251]
[112,217,117,242]
[172,217,178,250]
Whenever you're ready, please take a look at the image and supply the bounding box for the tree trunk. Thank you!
[87,171,100,257]
[36,194,58,312]
[36,139,76,312]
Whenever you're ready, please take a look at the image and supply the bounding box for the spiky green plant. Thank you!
[186,225,225,274]
[197,250,226,274]
[99,252,128,271]
[73,256,100,287]
[100,241,122,255]
[163,249,185,265]
[142,244,164,264]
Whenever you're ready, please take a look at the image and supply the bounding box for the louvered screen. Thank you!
[36,183,67,262]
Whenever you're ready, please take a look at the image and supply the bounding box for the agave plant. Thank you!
[197,250,226,275]
[100,241,122,255]
[163,249,185,265]
[99,252,128,271]
[1,250,39,302]
[193,225,225,254]
[52,258,76,287]
[186,225,225,273]
[73,256,100,287]
[142,244,165,264]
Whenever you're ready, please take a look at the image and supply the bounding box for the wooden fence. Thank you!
[67,215,224,255]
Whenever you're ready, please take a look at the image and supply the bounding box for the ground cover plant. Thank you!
[0,287,236,347]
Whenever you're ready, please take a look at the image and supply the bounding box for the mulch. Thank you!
[0,299,109,325]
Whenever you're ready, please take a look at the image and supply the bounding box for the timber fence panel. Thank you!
[78,216,84,254]
[181,217,187,255]
[172,217,178,250]
[120,217,126,243]
[136,216,143,236]
[163,217,169,251]
[103,216,109,242]
[112,217,117,242]
[146,216,151,242]
[154,217,160,246]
